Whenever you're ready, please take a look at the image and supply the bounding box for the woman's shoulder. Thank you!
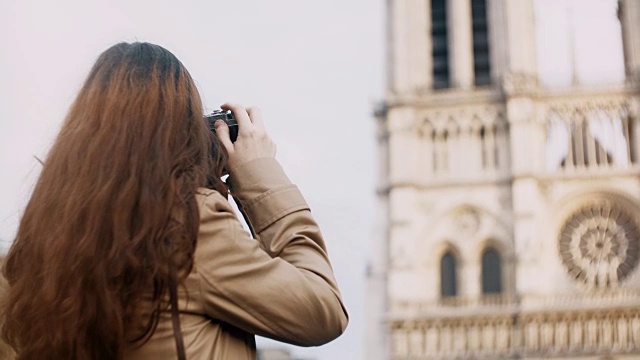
[195,187,219,199]
[195,188,233,215]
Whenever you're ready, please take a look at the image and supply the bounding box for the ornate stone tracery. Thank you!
[373,0,640,359]
[454,207,481,235]
[389,305,640,359]
[544,99,638,172]
[558,200,640,289]
[417,105,509,178]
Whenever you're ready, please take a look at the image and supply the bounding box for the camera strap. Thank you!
[166,191,252,360]
[169,262,187,360]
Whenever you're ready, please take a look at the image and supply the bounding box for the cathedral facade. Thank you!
[367,0,640,359]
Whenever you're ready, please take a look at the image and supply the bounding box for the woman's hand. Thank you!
[214,103,277,172]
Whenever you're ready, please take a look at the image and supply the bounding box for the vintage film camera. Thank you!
[205,110,239,142]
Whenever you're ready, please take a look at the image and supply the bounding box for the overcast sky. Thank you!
[0,0,624,359]
[1,1,383,359]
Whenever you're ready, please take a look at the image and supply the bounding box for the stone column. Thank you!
[504,0,537,79]
[390,0,432,93]
[389,0,410,93]
[386,104,422,306]
[632,99,640,164]
[419,122,435,182]
[504,94,545,296]
[619,0,640,169]
[487,0,508,84]
[501,0,542,297]
[448,0,475,89]
[409,0,432,91]
[496,120,510,176]
[387,107,419,185]
[466,255,481,297]
[619,0,640,82]
[365,112,391,360]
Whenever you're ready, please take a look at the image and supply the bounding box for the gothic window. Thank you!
[479,124,499,170]
[433,129,449,174]
[429,127,441,174]
[441,129,449,172]
[440,251,458,297]
[472,0,491,86]
[546,109,633,171]
[558,200,640,289]
[480,126,487,168]
[481,247,502,294]
[431,0,450,89]
[628,116,637,164]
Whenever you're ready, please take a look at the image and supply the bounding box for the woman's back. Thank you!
[1,42,347,359]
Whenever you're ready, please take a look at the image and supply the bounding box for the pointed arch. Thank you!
[440,247,459,298]
[472,0,491,86]
[481,246,503,294]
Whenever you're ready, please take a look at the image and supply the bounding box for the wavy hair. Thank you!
[1,42,227,359]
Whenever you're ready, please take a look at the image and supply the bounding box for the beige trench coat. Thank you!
[125,158,348,359]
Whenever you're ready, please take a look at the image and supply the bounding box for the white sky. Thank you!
[535,0,625,86]
[0,1,383,359]
[0,0,625,359]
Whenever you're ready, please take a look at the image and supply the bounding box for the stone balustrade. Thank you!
[392,290,640,315]
[389,307,640,359]
[541,88,639,174]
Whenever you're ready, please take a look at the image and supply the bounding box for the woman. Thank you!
[0,256,12,360]
[2,42,348,359]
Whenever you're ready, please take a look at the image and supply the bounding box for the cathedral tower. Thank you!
[367,0,640,358]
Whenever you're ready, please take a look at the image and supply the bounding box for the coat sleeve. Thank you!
[194,158,348,347]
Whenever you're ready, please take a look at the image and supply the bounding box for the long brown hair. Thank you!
[2,42,227,359]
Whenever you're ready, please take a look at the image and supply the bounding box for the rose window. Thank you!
[558,200,640,289]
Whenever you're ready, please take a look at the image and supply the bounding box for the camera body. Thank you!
[205,110,239,142]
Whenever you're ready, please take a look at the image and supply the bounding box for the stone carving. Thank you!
[502,72,539,96]
[390,308,640,359]
[454,208,481,235]
[545,102,636,171]
[558,200,640,289]
[418,105,509,178]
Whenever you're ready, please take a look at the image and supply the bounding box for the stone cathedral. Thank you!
[366,0,640,359]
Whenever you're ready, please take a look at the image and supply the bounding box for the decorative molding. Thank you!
[558,199,640,289]
[454,208,481,236]
[389,305,640,359]
[383,88,504,109]
[502,72,539,97]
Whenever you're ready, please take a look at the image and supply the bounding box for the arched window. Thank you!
[628,115,637,164]
[431,0,450,89]
[440,251,457,297]
[472,0,491,86]
[481,247,502,294]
